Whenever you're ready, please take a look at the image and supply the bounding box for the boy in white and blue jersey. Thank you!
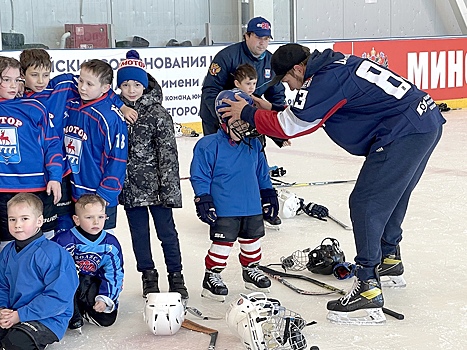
[20,49,133,235]
[0,56,63,249]
[52,194,124,329]
[63,59,128,230]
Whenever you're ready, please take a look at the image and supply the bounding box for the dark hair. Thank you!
[234,63,258,83]
[7,193,43,217]
[19,49,51,73]
[80,59,113,85]
[0,56,21,76]
[75,194,106,211]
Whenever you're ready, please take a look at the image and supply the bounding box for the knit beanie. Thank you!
[117,50,148,88]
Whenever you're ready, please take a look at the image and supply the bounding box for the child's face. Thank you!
[234,78,257,96]
[23,65,51,93]
[8,203,43,241]
[227,118,250,141]
[0,67,22,100]
[120,80,144,102]
[73,202,106,235]
[78,68,110,101]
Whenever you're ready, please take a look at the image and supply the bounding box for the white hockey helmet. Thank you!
[226,292,308,350]
[144,292,185,336]
[278,190,301,219]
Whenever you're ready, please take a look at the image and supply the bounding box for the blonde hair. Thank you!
[7,193,43,217]
[75,194,106,211]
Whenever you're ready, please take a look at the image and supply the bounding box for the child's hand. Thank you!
[251,95,272,110]
[93,301,106,313]
[121,105,138,124]
[0,309,19,329]
[47,180,62,204]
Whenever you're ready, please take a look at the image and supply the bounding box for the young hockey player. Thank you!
[63,59,128,230]
[190,89,279,302]
[117,50,188,300]
[0,56,63,250]
[0,193,78,349]
[232,63,285,227]
[53,194,124,329]
[19,48,136,235]
[221,43,445,324]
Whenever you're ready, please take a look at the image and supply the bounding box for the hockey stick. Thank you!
[186,306,223,320]
[271,178,356,188]
[182,319,218,350]
[259,265,404,320]
[264,270,335,296]
[327,214,352,231]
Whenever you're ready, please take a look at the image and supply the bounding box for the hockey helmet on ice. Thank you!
[226,292,308,350]
[144,292,185,335]
[278,189,301,219]
[306,238,345,275]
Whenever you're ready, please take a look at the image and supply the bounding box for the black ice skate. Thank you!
[68,314,84,334]
[168,272,189,300]
[142,269,160,298]
[326,278,386,325]
[201,269,228,302]
[69,298,84,334]
[264,216,282,231]
[378,247,406,288]
[242,264,271,292]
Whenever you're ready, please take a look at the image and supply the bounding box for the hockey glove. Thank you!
[269,166,287,177]
[260,188,279,220]
[333,262,356,280]
[194,194,217,226]
[299,199,329,221]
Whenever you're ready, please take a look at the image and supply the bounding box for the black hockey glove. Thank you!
[260,188,279,220]
[299,199,329,221]
[269,166,287,177]
[194,194,217,226]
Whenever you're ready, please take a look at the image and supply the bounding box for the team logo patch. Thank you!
[209,63,221,76]
[0,128,20,164]
[264,69,271,79]
[75,252,102,273]
[65,135,83,174]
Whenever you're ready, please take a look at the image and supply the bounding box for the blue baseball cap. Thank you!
[246,17,273,39]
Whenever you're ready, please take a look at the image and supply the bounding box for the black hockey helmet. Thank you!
[306,238,345,275]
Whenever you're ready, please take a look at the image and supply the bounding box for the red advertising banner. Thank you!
[334,37,467,101]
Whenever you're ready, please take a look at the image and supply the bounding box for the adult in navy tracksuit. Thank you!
[199,16,285,136]
[222,44,445,323]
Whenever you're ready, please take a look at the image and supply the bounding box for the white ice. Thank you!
[51,110,466,350]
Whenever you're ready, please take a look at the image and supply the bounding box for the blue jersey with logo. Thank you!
[0,98,63,191]
[63,93,128,206]
[52,227,124,308]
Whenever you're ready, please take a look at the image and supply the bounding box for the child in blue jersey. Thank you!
[20,49,135,236]
[0,193,78,349]
[63,59,128,230]
[53,194,124,329]
[190,90,279,302]
[0,56,63,250]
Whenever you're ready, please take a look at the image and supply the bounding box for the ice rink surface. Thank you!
[51,110,465,350]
